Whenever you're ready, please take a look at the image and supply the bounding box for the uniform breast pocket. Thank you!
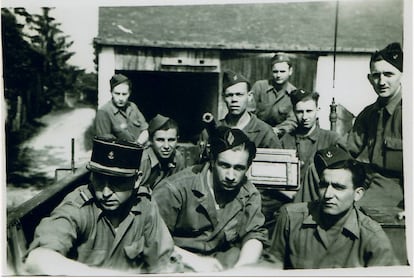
[124,238,145,260]
[384,137,403,172]
[224,219,240,243]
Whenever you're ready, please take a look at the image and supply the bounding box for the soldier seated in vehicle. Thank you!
[94,73,149,145]
[264,144,398,269]
[24,137,181,275]
[140,114,186,190]
[152,126,268,272]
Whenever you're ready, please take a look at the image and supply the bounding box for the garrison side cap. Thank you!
[110,73,130,91]
[270,52,294,66]
[371,42,403,72]
[148,114,170,136]
[86,137,143,177]
[222,70,251,92]
[314,144,352,176]
[209,126,256,157]
[289,89,319,106]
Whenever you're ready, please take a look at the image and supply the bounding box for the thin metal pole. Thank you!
[333,0,339,89]
[71,138,75,172]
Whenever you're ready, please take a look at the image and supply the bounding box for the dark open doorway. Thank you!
[120,71,219,143]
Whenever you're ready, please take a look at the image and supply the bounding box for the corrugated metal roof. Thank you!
[95,0,403,53]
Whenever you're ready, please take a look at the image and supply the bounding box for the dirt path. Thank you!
[7,107,96,208]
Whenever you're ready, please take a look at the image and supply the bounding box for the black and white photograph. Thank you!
[3,0,412,276]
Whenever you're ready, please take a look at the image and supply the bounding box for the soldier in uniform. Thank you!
[140,114,185,190]
[219,70,281,148]
[24,138,181,275]
[250,52,297,137]
[152,126,268,272]
[281,89,343,185]
[95,74,149,145]
[264,145,398,269]
[347,42,403,210]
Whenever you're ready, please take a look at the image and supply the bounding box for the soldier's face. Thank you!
[223,82,251,116]
[212,148,249,192]
[368,60,402,99]
[294,99,318,130]
[151,128,178,160]
[91,172,136,211]
[319,168,363,215]
[272,62,292,85]
[111,83,131,108]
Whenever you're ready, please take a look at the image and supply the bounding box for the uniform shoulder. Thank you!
[356,209,385,234]
[355,102,378,118]
[282,202,312,215]
[251,114,274,131]
[98,100,113,112]
[252,79,271,87]
[60,184,93,209]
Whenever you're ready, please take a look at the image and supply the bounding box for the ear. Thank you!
[353,187,365,202]
[134,171,144,189]
[288,67,293,76]
[367,73,374,85]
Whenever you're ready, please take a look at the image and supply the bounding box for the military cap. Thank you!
[222,70,250,92]
[270,52,293,66]
[209,126,256,159]
[148,114,170,135]
[87,137,143,177]
[290,89,319,106]
[371,42,403,72]
[110,73,130,91]
[314,144,352,175]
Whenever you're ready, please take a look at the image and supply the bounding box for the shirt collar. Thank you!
[147,146,177,169]
[110,101,131,115]
[302,202,360,239]
[295,126,319,143]
[266,80,295,95]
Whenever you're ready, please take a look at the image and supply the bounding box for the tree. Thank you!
[19,7,79,109]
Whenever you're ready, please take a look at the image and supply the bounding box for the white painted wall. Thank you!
[98,47,116,108]
[315,54,377,129]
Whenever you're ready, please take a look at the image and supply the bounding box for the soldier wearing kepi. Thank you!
[264,145,398,269]
[24,138,181,275]
[153,126,267,272]
[95,73,149,145]
[219,70,281,148]
[347,42,404,211]
[140,114,185,190]
[250,52,297,137]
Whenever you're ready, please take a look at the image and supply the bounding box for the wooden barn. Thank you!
[93,0,404,142]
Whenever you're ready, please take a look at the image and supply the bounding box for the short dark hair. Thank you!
[321,159,367,190]
[291,90,320,107]
[210,142,256,166]
[150,118,179,139]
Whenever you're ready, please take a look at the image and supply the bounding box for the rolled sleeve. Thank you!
[27,201,84,257]
[240,191,268,246]
[143,200,179,273]
[267,205,289,265]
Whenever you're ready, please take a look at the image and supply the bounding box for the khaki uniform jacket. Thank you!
[266,202,398,269]
[152,163,268,268]
[28,185,178,273]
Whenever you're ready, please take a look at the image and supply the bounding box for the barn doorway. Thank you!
[121,70,219,143]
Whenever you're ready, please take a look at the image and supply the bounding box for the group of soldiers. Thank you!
[23,42,404,274]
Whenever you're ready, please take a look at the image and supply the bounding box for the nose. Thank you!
[225,168,236,182]
[102,185,113,198]
[323,185,334,199]
[162,140,170,149]
[378,73,386,85]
